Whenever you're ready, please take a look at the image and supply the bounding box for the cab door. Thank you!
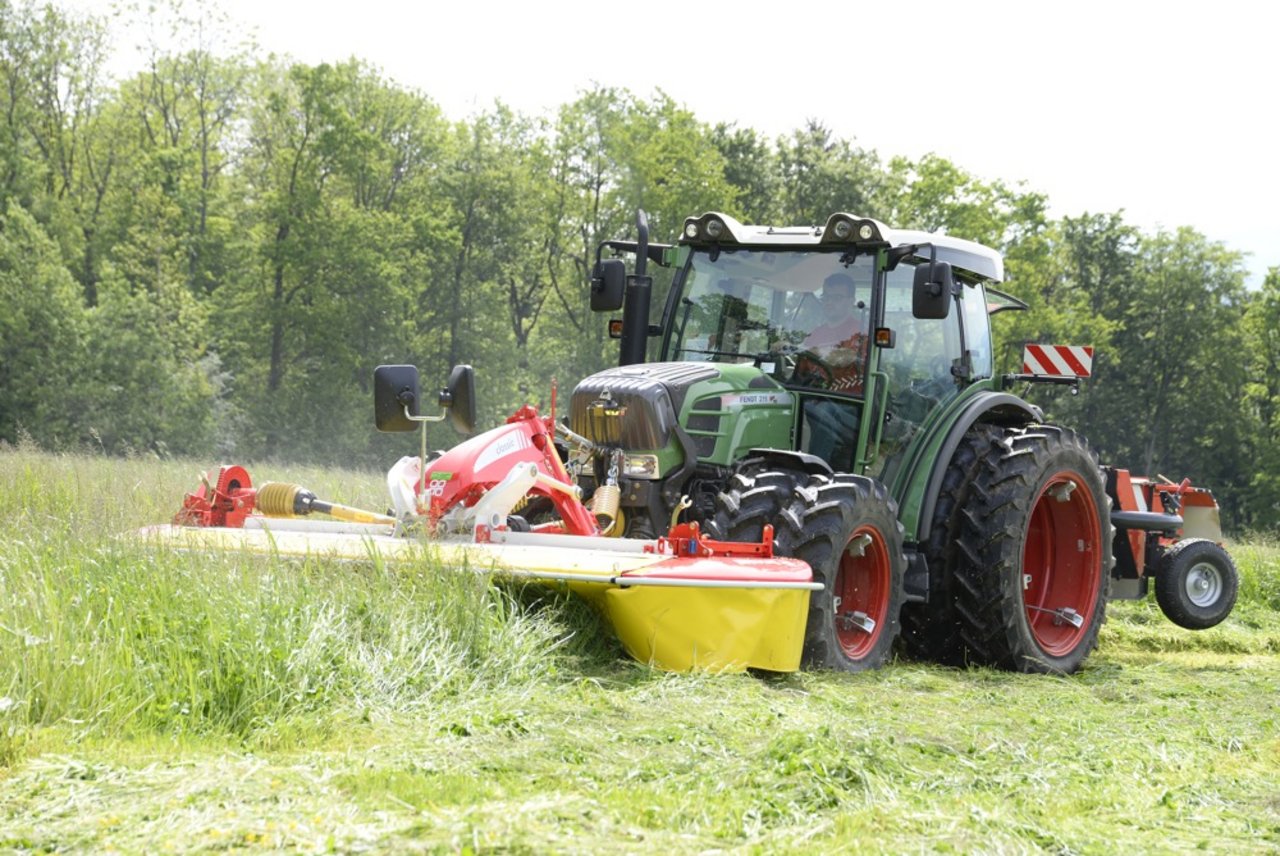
[862,264,966,485]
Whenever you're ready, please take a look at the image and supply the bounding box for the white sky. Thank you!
[61,0,1278,285]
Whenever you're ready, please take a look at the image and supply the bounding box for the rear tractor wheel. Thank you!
[777,476,906,672]
[899,424,1001,666]
[953,425,1113,674]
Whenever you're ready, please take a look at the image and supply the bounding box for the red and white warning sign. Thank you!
[1022,344,1094,378]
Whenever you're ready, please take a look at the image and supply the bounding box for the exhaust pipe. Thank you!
[619,209,652,366]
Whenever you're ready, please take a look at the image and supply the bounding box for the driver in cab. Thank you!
[797,272,866,395]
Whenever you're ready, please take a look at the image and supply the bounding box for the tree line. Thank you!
[1,2,1277,530]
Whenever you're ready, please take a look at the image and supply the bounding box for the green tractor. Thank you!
[560,208,1111,675]
[562,210,1227,675]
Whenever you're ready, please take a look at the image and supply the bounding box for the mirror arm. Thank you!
[400,405,448,504]
[402,406,447,425]
[634,211,649,278]
[929,244,944,298]
[595,239,673,267]
[885,244,915,271]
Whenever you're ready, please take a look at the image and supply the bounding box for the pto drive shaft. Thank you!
[257,481,397,526]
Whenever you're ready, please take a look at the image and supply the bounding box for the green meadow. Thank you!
[2,447,1278,853]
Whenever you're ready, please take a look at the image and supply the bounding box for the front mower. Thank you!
[144,364,821,673]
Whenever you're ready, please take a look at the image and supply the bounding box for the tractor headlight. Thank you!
[623,454,661,479]
[821,213,884,245]
[680,213,742,245]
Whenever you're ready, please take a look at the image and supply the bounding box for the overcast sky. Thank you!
[61,0,1277,285]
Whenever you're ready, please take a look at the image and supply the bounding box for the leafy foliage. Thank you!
[0,2,1274,526]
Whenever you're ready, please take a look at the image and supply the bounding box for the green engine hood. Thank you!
[569,362,795,468]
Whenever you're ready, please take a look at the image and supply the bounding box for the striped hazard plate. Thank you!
[1022,344,1094,378]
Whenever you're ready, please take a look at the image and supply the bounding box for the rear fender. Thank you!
[914,392,1041,543]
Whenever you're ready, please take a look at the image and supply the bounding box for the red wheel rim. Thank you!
[1023,471,1102,657]
[834,525,891,660]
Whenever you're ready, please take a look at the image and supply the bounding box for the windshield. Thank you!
[666,248,873,396]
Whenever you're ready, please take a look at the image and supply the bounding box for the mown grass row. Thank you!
[4,641,1278,852]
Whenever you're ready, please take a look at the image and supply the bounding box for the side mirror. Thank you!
[913,261,954,320]
[374,364,421,432]
[441,365,476,436]
[591,259,625,311]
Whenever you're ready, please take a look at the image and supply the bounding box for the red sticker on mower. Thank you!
[1022,344,1094,378]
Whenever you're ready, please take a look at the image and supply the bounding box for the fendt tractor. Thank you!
[153,210,1239,676]
[558,210,1238,673]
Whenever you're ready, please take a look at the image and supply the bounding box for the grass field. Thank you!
[1,446,1278,853]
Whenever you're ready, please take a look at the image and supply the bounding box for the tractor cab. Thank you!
[575,211,1023,541]
[661,223,998,483]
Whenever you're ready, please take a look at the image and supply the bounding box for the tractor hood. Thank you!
[571,362,721,449]
[571,362,794,465]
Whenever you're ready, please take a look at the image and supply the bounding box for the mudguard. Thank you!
[915,391,1040,543]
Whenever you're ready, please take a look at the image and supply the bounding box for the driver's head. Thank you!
[820,273,855,307]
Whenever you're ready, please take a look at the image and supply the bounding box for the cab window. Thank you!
[960,282,993,380]
[869,264,964,482]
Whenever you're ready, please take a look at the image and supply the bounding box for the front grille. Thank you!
[687,395,723,458]
[571,376,675,449]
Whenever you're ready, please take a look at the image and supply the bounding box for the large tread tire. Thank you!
[705,464,809,544]
[1153,538,1239,629]
[899,424,1002,666]
[777,476,906,672]
[952,425,1113,674]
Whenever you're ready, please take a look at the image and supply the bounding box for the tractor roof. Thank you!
[679,212,1005,283]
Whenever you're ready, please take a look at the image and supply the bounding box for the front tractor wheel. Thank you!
[704,461,810,544]
[954,425,1113,674]
[1153,538,1239,629]
[777,476,906,672]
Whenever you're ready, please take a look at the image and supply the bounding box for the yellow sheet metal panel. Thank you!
[139,524,665,576]
[600,585,808,673]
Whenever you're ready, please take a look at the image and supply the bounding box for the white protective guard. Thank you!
[386,455,422,521]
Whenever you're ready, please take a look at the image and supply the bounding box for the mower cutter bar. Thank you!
[456,567,822,591]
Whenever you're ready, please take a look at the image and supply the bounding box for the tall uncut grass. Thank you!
[0,446,600,761]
